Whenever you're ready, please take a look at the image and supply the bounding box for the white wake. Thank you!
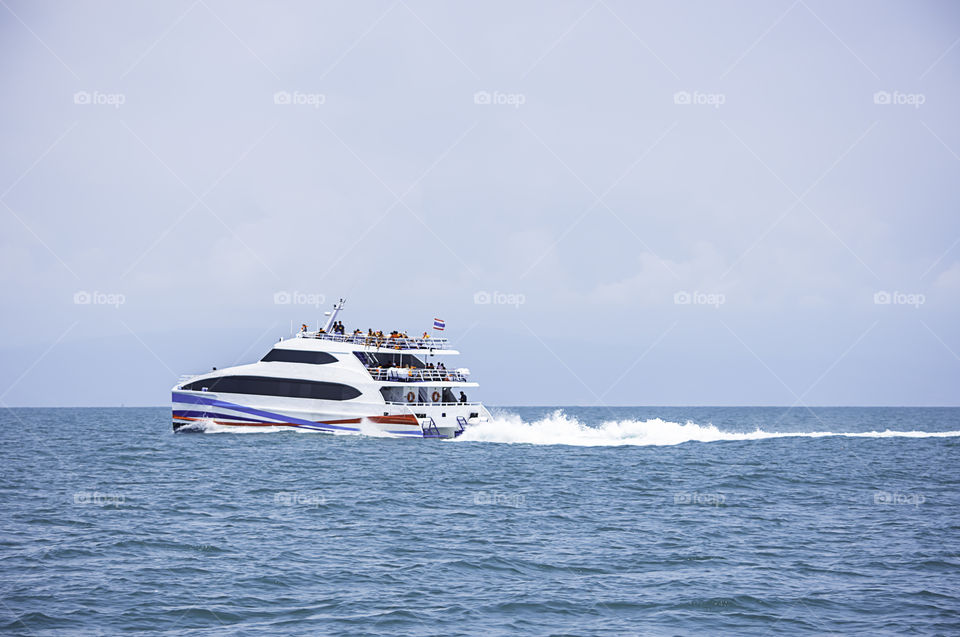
[454,410,960,447]
[178,419,290,434]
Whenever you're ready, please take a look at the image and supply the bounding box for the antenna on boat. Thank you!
[322,298,346,333]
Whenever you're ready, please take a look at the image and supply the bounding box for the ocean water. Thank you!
[1,406,959,635]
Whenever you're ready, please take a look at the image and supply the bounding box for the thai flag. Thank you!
[433,318,445,331]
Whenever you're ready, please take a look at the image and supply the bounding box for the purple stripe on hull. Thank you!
[172,392,361,432]
[173,410,272,423]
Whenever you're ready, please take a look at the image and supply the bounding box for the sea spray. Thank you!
[453,409,960,446]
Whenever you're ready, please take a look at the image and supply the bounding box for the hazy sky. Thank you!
[1,0,958,407]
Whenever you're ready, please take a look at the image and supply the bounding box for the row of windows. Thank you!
[181,375,361,401]
[353,351,425,368]
[261,349,338,364]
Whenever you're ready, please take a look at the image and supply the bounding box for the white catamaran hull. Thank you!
[172,391,488,438]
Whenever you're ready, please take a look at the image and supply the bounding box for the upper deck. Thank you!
[297,331,453,352]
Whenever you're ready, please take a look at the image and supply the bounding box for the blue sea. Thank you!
[1,406,959,635]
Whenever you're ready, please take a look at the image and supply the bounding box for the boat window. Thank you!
[182,375,361,400]
[379,387,405,402]
[261,349,337,364]
[354,352,424,368]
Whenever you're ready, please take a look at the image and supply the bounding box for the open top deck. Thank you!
[297,331,450,351]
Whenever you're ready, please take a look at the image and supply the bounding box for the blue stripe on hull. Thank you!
[172,392,355,432]
[173,410,273,423]
[173,392,377,433]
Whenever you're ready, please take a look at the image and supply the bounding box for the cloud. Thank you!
[588,243,731,306]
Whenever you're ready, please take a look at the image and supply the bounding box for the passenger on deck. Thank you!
[422,331,430,339]
[300,324,308,333]
[459,391,467,404]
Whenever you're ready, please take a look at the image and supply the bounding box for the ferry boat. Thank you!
[171,300,491,438]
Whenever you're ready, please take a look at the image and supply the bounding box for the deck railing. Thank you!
[367,367,467,383]
[297,331,448,350]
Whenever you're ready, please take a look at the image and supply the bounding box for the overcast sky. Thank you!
[1,0,958,407]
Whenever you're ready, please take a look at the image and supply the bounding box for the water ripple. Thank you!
[0,407,958,635]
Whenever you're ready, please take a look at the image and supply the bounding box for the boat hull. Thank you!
[171,391,483,438]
